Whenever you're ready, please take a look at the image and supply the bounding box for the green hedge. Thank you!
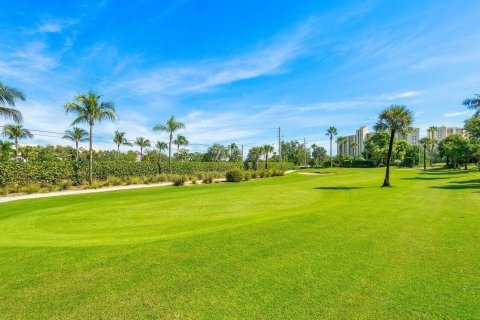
[243,161,295,171]
[0,161,245,187]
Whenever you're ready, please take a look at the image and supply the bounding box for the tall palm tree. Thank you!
[263,144,274,169]
[63,127,89,160]
[326,127,337,167]
[134,137,151,160]
[156,141,168,162]
[1,124,33,157]
[229,143,238,161]
[173,134,188,156]
[374,105,414,187]
[113,130,132,157]
[250,147,262,170]
[64,91,118,183]
[419,137,431,171]
[463,94,480,116]
[153,116,185,173]
[0,80,25,123]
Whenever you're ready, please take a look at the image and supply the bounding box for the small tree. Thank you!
[63,127,89,160]
[113,130,132,158]
[263,145,274,169]
[326,127,337,167]
[153,116,185,173]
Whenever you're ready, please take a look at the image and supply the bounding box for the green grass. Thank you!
[0,168,479,319]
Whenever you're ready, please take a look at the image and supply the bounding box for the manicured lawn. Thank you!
[0,168,479,319]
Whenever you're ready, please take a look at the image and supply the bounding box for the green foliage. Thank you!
[172,175,188,186]
[0,161,243,187]
[226,169,243,182]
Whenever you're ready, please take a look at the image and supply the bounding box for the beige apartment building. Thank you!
[337,126,420,157]
[427,126,468,141]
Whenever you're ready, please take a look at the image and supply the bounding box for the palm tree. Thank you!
[463,94,480,116]
[153,116,185,173]
[156,141,168,162]
[336,136,347,166]
[326,127,337,167]
[173,134,188,156]
[350,142,358,158]
[134,137,151,160]
[63,127,89,160]
[113,130,132,157]
[250,147,263,170]
[427,126,438,166]
[64,91,118,183]
[0,80,25,123]
[419,137,431,171]
[1,124,33,157]
[263,144,274,169]
[374,105,414,187]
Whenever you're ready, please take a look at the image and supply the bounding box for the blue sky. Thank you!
[0,0,479,153]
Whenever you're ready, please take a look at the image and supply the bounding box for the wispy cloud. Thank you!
[36,19,78,33]
[385,91,424,100]
[444,110,470,117]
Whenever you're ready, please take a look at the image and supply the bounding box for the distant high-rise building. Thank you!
[427,126,468,141]
[336,126,370,157]
[396,128,420,145]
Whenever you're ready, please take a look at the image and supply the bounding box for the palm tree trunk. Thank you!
[382,129,395,187]
[117,145,120,159]
[89,123,93,184]
[15,138,18,158]
[76,142,79,161]
[329,137,333,167]
[423,144,426,171]
[140,147,143,160]
[265,153,268,169]
[168,133,172,173]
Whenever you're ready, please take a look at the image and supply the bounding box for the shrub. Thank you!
[243,171,251,181]
[191,177,198,184]
[172,175,188,186]
[226,169,243,182]
[203,174,214,184]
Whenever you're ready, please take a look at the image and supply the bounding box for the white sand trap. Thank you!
[299,172,334,176]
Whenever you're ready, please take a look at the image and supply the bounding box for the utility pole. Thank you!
[304,138,307,167]
[278,127,282,162]
[241,144,244,161]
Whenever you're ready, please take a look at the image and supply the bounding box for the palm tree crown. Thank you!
[0,80,26,123]
[134,137,151,159]
[113,130,132,153]
[153,116,185,172]
[64,91,118,183]
[326,126,338,167]
[2,124,33,157]
[173,134,189,153]
[63,127,89,160]
[463,94,480,116]
[374,105,414,187]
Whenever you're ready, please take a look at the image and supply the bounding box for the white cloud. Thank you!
[385,91,424,100]
[36,19,78,33]
[444,110,470,118]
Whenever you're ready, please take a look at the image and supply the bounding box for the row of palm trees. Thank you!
[248,145,274,170]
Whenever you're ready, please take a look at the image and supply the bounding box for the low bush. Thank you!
[226,169,243,182]
[172,175,188,186]
[243,171,251,181]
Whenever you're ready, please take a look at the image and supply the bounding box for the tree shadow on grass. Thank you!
[430,179,480,190]
[402,176,449,180]
[314,186,364,190]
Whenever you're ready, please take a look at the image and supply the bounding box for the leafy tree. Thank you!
[113,130,132,157]
[0,80,25,123]
[0,140,13,161]
[153,116,185,173]
[63,127,89,160]
[325,127,337,167]
[311,144,327,164]
[173,134,188,156]
[263,144,274,169]
[1,124,33,157]
[463,93,480,116]
[134,137,151,159]
[374,105,414,187]
[206,143,228,162]
[438,134,470,169]
[281,140,311,166]
[363,132,391,163]
[465,115,480,139]
[64,91,118,183]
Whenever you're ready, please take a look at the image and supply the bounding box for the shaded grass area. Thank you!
[0,168,479,319]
